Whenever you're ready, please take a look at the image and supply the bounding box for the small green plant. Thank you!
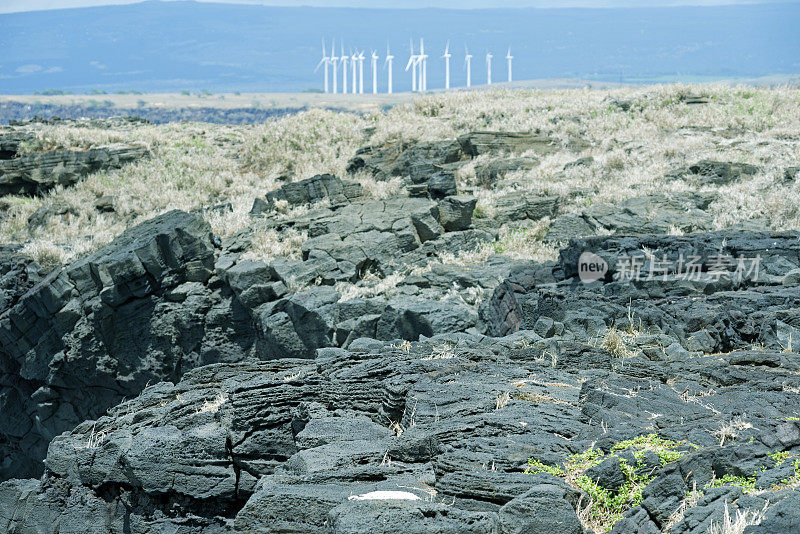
[772,458,800,490]
[525,435,693,532]
[526,459,565,477]
[611,433,692,464]
[706,474,757,493]
[769,451,791,466]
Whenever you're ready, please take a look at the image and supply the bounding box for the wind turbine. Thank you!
[464,44,473,88]
[385,45,394,94]
[351,49,358,94]
[442,40,451,90]
[405,39,419,92]
[371,50,379,94]
[358,50,365,94]
[341,44,348,94]
[418,38,428,92]
[315,38,331,93]
[330,40,339,93]
[486,51,493,85]
[506,47,513,83]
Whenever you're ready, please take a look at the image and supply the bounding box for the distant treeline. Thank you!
[0,101,306,125]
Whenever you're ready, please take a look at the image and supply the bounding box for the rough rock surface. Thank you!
[545,192,715,242]
[0,130,148,196]
[346,131,569,199]
[668,160,760,186]
[0,210,258,479]
[2,329,798,532]
[3,123,800,533]
[483,229,800,343]
[253,173,365,214]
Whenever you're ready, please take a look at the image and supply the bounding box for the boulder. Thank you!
[670,160,759,186]
[26,201,78,230]
[494,193,559,226]
[457,131,559,157]
[475,157,538,187]
[744,491,800,533]
[260,173,365,211]
[346,140,464,180]
[498,484,583,534]
[438,195,477,232]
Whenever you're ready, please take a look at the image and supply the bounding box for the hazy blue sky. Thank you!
[2,0,797,14]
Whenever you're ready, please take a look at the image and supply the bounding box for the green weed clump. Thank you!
[526,434,693,532]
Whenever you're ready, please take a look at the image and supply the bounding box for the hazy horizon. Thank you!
[2,0,799,14]
[1,0,797,93]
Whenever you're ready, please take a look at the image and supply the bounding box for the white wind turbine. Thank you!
[358,50,365,94]
[464,44,473,88]
[351,49,358,94]
[330,40,339,94]
[341,44,348,94]
[418,38,428,92]
[371,50,379,94]
[506,47,513,83]
[405,39,419,92]
[385,45,394,94]
[315,38,331,93]
[442,40,451,90]
[486,51,493,85]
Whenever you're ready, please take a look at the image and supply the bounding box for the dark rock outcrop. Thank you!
[457,131,560,158]
[545,192,715,242]
[475,157,538,187]
[0,210,257,480]
[253,173,365,214]
[669,160,760,186]
[346,132,573,200]
[0,135,148,196]
[482,230,800,348]
[2,330,799,532]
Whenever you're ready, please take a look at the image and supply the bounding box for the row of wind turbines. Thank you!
[315,39,514,94]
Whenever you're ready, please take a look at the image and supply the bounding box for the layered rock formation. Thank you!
[0,129,147,196]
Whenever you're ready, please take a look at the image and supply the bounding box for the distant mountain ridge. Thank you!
[0,1,798,93]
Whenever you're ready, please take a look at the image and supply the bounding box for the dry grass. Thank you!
[706,501,767,534]
[241,224,308,264]
[601,326,640,359]
[3,84,800,269]
[712,415,755,446]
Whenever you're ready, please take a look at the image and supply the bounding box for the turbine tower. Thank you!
[405,39,419,92]
[442,41,451,90]
[385,45,394,94]
[464,45,473,88]
[315,38,331,93]
[418,38,428,92]
[486,51,493,85]
[351,49,358,94]
[506,47,513,83]
[330,40,339,93]
[371,50,379,94]
[358,50,365,94]
[341,44,348,94]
